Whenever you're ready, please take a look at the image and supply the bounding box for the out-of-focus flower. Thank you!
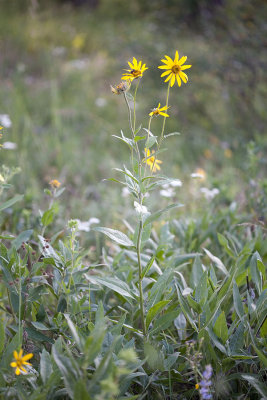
[204,149,213,159]
[122,187,131,197]
[160,188,175,198]
[195,383,200,390]
[10,349,33,375]
[149,103,169,118]
[200,187,219,201]
[224,148,233,158]
[74,217,100,232]
[191,168,206,180]
[169,179,182,187]
[72,34,86,50]
[49,179,61,188]
[0,114,12,128]
[199,365,213,399]
[121,57,148,81]
[111,81,130,95]
[2,141,17,150]
[143,148,162,173]
[134,201,149,215]
[95,97,107,107]
[158,51,191,87]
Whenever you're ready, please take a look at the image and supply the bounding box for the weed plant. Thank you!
[0,48,266,400]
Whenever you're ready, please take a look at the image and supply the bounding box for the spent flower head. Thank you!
[111,81,131,95]
[121,57,148,81]
[158,50,191,87]
[49,179,61,188]
[10,349,33,375]
[143,148,162,173]
[149,103,169,118]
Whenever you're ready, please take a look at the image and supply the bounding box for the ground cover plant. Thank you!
[0,1,267,399]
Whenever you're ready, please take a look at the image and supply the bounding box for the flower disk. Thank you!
[158,51,191,87]
[10,349,33,375]
[149,103,169,118]
[121,57,148,82]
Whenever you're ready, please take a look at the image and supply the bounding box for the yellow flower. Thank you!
[149,103,170,118]
[195,383,199,390]
[143,148,162,172]
[121,57,148,81]
[158,50,191,87]
[224,148,233,158]
[10,349,33,375]
[49,179,61,188]
[72,34,86,50]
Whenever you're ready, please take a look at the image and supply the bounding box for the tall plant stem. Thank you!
[158,82,171,149]
[133,79,140,134]
[137,220,146,337]
[18,262,22,346]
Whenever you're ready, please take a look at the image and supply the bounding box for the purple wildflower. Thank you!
[199,365,213,400]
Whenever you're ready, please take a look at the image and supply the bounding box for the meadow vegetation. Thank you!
[0,0,266,398]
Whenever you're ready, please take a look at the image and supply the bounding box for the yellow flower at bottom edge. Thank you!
[121,57,148,81]
[149,103,170,118]
[10,349,33,375]
[143,148,162,173]
[158,50,191,87]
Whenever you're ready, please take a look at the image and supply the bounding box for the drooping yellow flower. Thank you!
[121,57,148,81]
[143,148,162,172]
[149,103,170,118]
[10,349,33,375]
[158,51,191,87]
[49,179,61,188]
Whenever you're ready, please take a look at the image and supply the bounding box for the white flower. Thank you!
[200,187,220,200]
[170,179,182,187]
[0,114,12,128]
[75,217,100,232]
[191,172,204,179]
[160,188,175,198]
[2,142,17,150]
[134,201,149,215]
[122,187,131,197]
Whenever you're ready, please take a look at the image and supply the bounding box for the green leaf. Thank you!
[64,314,83,351]
[0,194,23,212]
[233,281,244,320]
[195,271,208,306]
[217,233,236,258]
[143,203,183,227]
[190,255,204,288]
[85,275,134,299]
[40,348,53,384]
[0,317,5,354]
[12,229,33,250]
[240,374,267,397]
[141,255,155,279]
[145,135,157,149]
[149,310,180,336]
[134,135,146,142]
[213,311,228,344]
[144,342,164,371]
[41,208,55,227]
[164,132,181,138]
[204,248,229,276]
[229,323,244,354]
[94,227,135,247]
[74,380,91,400]
[146,300,170,330]
[250,252,263,295]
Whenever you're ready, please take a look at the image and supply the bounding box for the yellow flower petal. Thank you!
[13,351,19,360]
[178,56,187,65]
[176,74,182,87]
[164,73,173,83]
[22,353,33,362]
[10,362,17,367]
[158,65,171,70]
[170,74,176,87]
[164,55,173,63]
[128,62,134,69]
[179,71,188,83]
[161,70,171,77]
[174,50,179,63]
[160,59,169,64]
[160,112,169,117]
[15,367,21,375]
[181,64,192,70]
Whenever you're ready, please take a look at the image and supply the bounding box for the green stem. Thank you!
[144,116,152,179]
[136,220,146,337]
[18,263,22,346]
[133,79,140,134]
[158,82,171,148]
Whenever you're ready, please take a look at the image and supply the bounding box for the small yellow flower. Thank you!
[121,57,148,81]
[72,34,86,50]
[224,148,233,158]
[110,81,130,95]
[10,349,33,375]
[195,383,199,390]
[143,148,162,173]
[49,179,61,188]
[158,50,191,87]
[149,103,170,118]
[204,149,213,159]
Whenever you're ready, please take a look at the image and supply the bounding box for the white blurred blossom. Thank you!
[75,217,100,232]
[95,97,107,107]
[0,114,12,128]
[2,142,17,150]
[200,187,220,200]
[134,201,149,215]
[122,187,131,197]
[160,188,175,198]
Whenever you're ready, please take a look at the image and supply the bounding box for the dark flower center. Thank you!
[171,64,181,74]
[131,69,142,78]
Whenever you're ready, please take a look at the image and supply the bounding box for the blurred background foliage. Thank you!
[0,0,266,234]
